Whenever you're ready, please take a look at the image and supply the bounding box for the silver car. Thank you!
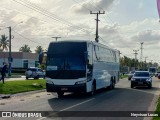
[25,67,45,79]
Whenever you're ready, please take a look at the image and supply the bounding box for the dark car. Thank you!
[128,71,135,80]
[131,71,152,89]
[155,71,160,77]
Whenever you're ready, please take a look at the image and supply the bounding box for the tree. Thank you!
[35,46,43,54]
[19,44,32,52]
[0,34,9,51]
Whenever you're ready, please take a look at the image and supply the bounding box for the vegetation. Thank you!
[0,34,9,52]
[19,44,32,52]
[120,56,159,72]
[35,45,44,54]
[152,97,160,120]
[120,74,128,79]
[0,79,46,94]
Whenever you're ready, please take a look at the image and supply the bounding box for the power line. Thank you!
[12,30,46,45]
[13,0,91,34]
[72,0,91,11]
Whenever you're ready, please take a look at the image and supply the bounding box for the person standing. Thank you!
[0,62,7,84]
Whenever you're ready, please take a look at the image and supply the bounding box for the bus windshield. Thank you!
[46,42,87,79]
[47,56,86,70]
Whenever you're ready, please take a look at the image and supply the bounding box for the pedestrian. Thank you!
[0,62,7,84]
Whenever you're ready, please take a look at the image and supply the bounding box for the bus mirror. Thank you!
[39,52,47,64]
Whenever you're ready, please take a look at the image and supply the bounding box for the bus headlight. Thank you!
[46,80,54,84]
[131,78,135,81]
[75,80,87,85]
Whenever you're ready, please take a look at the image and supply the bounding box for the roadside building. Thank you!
[0,52,39,68]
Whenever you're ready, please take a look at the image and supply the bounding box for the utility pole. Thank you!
[90,11,105,43]
[8,26,12,76]
[52,37,61,41]
[0,22,22,77]
[133,50,139,70]
[140,42,144,69]
[145,56,148,70]
[140,42,144,62]
[150,60,153,67]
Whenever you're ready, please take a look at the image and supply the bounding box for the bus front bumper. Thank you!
[46,83,86,93]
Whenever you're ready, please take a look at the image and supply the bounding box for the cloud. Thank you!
[138,2,144,9]
[131,30,160,44]
[70,0,117,14]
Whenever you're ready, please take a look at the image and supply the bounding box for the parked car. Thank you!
[25,67,45,79]
[155,71,160,77]
[128,71,135,80]
[131,71,152,89]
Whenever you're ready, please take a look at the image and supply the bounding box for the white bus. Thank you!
[44,40,120,97]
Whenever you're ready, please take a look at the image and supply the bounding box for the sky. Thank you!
[0,0,160,64]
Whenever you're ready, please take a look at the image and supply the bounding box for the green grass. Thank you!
[152,97,160,120]
[0,79,46,94]
[120,75,128,79]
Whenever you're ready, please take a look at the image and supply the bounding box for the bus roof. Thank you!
[50,40,119,52]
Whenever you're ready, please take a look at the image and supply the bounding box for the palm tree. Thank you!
[35,46,43,54]
[19,44,32,52]
[0,34,9,51]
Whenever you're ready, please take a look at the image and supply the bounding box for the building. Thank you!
[0,52,39,68]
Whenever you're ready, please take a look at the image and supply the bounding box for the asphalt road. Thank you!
[0,77,160,120]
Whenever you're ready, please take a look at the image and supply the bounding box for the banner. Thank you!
[157,0,160,21]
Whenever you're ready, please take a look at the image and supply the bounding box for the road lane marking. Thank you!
[59,98,95,111]
[36,98,95,120]
[37,117,46,120]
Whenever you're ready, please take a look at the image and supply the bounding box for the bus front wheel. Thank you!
[89,83,96,96]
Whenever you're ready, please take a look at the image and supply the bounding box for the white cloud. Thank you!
[138,2,143,9]
[70,0,117,14]
[0,0,160,62]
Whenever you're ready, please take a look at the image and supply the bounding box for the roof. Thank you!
[49,40,120,52]
[0,52,39,59]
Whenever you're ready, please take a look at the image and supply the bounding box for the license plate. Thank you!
[61,88,68,91]
[138,82,143,84]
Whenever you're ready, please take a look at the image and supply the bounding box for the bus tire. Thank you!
[89,81,96,96]
[57,91,64,98]
[109,79,114,90]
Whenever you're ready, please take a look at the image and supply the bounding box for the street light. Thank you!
[0,21,23,76]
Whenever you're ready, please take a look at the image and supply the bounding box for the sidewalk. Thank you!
[0,89,46,100]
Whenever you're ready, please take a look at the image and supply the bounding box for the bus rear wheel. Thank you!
[57,91,64,98]
[109,80,115,90]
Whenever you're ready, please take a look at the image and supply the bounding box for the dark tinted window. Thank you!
[134,72,149,77]
[46,41,86,79]
[48,42,87,55]
[27,68,36,71]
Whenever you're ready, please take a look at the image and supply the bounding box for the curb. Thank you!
[0,89,46,100]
